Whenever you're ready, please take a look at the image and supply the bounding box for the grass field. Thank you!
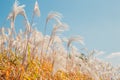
[0,0,120,80]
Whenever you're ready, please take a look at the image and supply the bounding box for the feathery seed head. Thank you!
[46,12,62,24]
[34,1,40,17]
[7,0,27,28]
[52,23,69,36]
[67,36,84,49]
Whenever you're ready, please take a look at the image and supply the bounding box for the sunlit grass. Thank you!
[0,0,120,80]
[0,51,93,80]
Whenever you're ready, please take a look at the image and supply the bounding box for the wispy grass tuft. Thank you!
[0,0,119,80]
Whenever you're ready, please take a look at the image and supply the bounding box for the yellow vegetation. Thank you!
[0,51,93,80]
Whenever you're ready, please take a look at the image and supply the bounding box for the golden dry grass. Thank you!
[0,51,93,80]
[0,0,119,80]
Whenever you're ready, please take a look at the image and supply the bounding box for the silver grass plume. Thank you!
[46,23,69,52]
[44,12,62,35]
[51,23,68,36]
[31,0,40,27]
[7,0,27,29]
[34,0,40,17]
[66,36,84,71]
[67,36,84,49]
[40,12,62,56]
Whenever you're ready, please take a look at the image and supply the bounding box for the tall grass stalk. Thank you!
[0,0,120,80]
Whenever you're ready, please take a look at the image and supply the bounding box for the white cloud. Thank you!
[106,52,120,59]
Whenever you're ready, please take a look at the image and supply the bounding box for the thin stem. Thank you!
[40,23,47,56]
[30,11,35,28]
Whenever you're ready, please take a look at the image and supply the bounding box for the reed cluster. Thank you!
[0,0,119,80]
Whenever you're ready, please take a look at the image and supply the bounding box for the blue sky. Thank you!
[0,0,120,65]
